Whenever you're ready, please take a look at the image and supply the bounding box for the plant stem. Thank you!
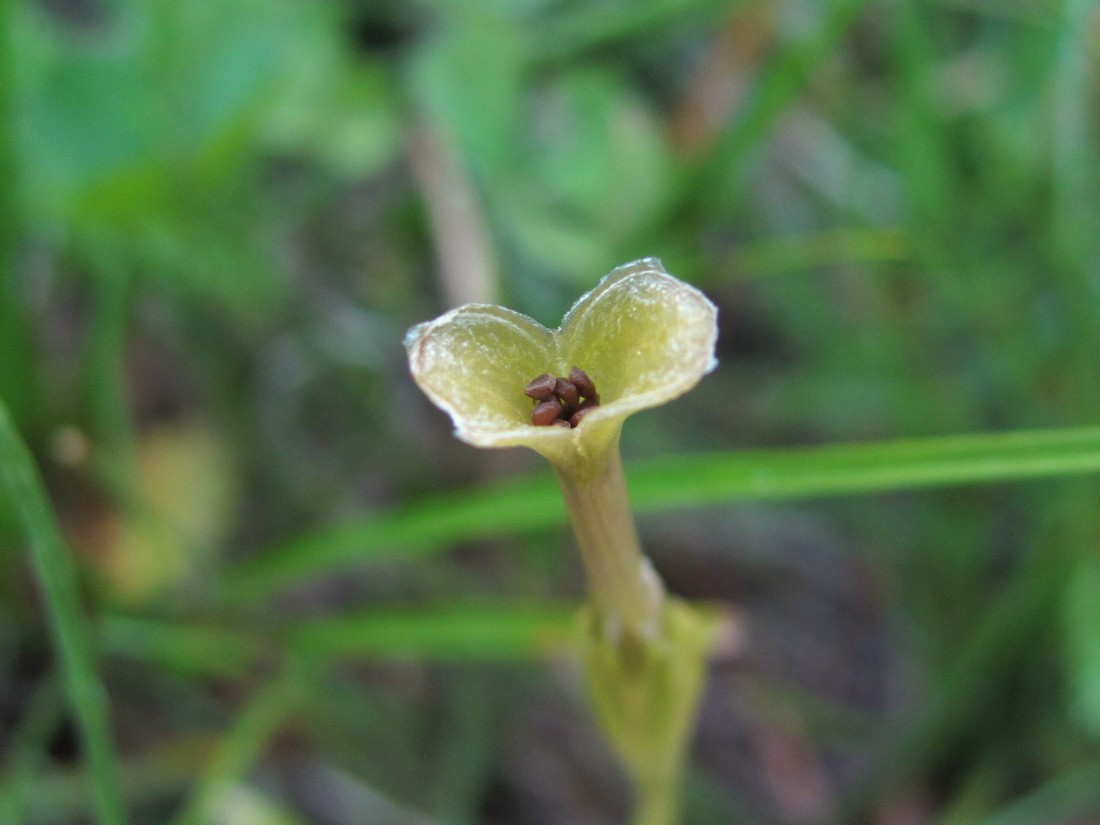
[0,401,128,825]
[554,434,663,641]
[554,433,713,825]
[633,775,679,825]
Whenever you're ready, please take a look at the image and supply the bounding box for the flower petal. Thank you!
[405,304,562,448]
[559,258,718,424]
[405,259,718,468]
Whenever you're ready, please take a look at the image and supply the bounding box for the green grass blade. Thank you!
[97,616,264,679]
[1,672,65,823]
[287,602,579,662]
[225,474,565,602]
[168,669,305,825]
[0,400,129,825]
[0,744,201,825]
[686,0,869,196]
[229,425,1100,602]
[628,425,1100,507]
[708,228,909,283]
[0,0,35,429]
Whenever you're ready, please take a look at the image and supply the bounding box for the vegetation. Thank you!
[1,1,1099,823]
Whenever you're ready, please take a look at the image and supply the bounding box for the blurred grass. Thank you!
[287,603,578,662]
[167,668,305,825]
[2,0,1100,823]
[0,400,126,825]
[230,425,1100,602]
[0,0,35,432]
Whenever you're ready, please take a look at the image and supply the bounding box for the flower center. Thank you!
[524,366,601,428]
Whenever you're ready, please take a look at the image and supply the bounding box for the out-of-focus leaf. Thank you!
[13,0,396,310]
[97,419,238,605]
[407,15,527,180]
[263,62,401,180]
[15,0,306,218]
[500,70,673,282]
[530,0,729,62]
[198,784,310,825]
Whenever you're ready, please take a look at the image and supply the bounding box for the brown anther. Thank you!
[569,366,597,399]
[531,400,563,426]
[569,404,596,428]
[554,378,579,407]
[525,366,602,428]
[525,373,557,401]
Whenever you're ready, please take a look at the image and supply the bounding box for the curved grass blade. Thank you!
[0,400,128,825]
[229,425,1100,603]
[168,669,305,825]
[287,602,578,662]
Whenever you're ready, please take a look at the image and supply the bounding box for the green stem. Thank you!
[633,771,680,825]
[554,433,663,641]
[553,433,713,825]
[0,402,128,825]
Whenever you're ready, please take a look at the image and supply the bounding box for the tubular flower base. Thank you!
[405,258,721,825]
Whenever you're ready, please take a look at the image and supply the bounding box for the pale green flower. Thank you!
[404,258,718,474]
[405,258,721,825]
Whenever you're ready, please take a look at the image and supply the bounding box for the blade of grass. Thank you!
[431,671,496,825]
[228,425,1100,603]
[893,1,955,236]
[0,671,65,823]
[86,269,136,461]
[0,0,35,429]
[830,522,1066,823]
[97,615,265,679]
[225,473,564,602]
[701,227,909,283]
[1050,0,1100,750]
[678,0,869,208]
[168,668,305,825]
[287,602,578,662]
[630,425,1100,507]
[1,736,208,825]
[0,400,128,825]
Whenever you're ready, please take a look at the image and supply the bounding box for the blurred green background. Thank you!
[2,0,1100,822]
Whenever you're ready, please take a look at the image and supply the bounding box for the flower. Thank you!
[404,258,718,472]
[405,259,722,822]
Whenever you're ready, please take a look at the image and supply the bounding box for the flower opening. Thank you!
[525,366,601,428]
[405,257,718,468]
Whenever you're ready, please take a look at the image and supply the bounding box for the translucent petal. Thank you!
[559,258,718,424]
[405,304,562,448]
[405,259,718,468]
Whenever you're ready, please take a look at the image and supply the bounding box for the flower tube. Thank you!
[406,258,720,825]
